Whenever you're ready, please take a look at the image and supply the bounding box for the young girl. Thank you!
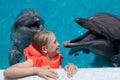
[4,30,77,80]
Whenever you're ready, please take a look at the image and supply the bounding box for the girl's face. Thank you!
[46,33,60,59]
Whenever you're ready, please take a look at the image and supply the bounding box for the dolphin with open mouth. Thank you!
[9,9,45,65]
[63,13,120,66]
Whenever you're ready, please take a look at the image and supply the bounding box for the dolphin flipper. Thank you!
[9,44,23,65]
[111,55,120,67]
[68,48,90,55]
[112,56,120,67]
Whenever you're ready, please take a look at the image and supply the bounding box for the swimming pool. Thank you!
[0,0,120,69]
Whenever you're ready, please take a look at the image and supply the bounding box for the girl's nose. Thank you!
[57,41,60,46]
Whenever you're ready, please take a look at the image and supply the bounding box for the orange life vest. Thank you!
[24,44,63,68]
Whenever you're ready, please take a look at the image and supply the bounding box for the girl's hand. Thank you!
[64,63,78,78]
[36,66,58,80]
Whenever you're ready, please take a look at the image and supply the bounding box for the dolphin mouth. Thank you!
[63,30,106,48]
[63,17,109,48]
[27,21,40,30]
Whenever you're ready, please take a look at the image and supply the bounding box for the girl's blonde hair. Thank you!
[31,30,53,52]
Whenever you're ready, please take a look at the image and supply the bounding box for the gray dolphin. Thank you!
[63,13,120,66]
[9,9,45,65]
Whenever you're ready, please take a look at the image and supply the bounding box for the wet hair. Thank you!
[31,30,53,52]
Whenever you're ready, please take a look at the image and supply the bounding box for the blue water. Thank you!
[0,0,120,69]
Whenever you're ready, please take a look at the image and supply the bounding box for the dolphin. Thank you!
[9,9,45,65]
[63,13,120,66]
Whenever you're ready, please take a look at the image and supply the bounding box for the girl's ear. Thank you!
[42,46,47,54]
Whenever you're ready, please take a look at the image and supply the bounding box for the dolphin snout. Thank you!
[74,18,80,22]
[62,41,71,48]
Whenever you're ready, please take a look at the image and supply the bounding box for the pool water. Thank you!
[0,0,120,69]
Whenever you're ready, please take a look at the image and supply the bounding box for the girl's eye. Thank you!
[54,40,56,44]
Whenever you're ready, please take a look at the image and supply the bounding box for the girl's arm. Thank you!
[4,59,58,79]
